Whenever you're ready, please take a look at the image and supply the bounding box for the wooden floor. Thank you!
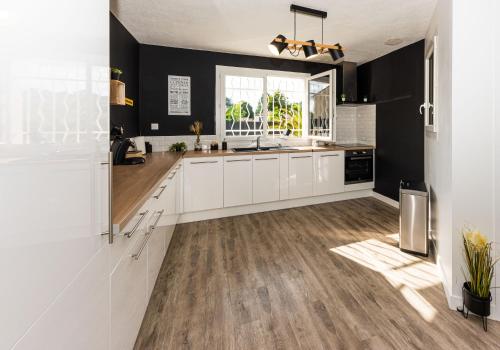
[135,197,500,350]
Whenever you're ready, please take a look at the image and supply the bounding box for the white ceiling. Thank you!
[111,0,436,64]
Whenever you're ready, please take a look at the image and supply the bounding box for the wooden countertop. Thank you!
[113,152,182,231]
[183,144,374,158]
[113,144,374,229]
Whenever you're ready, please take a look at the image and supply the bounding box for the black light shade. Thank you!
[329,43,344,62]
[303,40,318,59]
[268,34,288,56]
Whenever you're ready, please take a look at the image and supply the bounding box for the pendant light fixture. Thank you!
[268,4,344,62]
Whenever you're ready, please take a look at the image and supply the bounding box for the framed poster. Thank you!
[168,75,191,115]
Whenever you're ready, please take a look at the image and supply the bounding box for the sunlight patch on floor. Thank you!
[330,239,440,322]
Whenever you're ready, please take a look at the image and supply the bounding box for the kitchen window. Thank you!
[217,66,309,139]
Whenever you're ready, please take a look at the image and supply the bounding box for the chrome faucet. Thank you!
[256,136,261,150]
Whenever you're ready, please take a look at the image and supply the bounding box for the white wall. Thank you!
[426,0,500,319]
[424,0,454,302]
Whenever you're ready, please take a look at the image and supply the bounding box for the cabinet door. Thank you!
[313,151,345,195]
[110,236,148,350]
[252,155,280,203]
[175,163,183,219]
[183,157,223,212]
[289,153,314,199]
[224,155,253,207]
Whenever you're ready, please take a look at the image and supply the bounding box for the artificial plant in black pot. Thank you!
[458,229,498,331]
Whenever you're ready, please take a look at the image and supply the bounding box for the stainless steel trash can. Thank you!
[399,180,428,256]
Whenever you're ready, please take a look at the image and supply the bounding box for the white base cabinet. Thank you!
[252,154,280,203]
[313,151,345,195]
[183,157,223,212]
[289,153,314,199]
[224,156,253,207]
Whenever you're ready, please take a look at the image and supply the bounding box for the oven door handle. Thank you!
[346,156,373,161]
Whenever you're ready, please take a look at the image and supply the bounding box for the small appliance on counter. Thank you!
[110,125,145,165]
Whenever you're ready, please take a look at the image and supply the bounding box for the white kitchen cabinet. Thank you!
[183,157,224,212]
[279,154,289,200]
[313,151,345,196]
[175,162,184,220]
[289,152,314,199]
[224,155,253,207]
[110,233,148,350]
[253,154,280,203]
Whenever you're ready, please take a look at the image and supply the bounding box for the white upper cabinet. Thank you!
[289,153,314,199]
[307,70,336,141]
[313,151,345,196]
[1,0,110,349]
[252,154,280,203]
[183,157,223,212]
[224,155,253,207]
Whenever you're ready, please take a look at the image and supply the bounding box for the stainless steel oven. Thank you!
[345,149,374,184]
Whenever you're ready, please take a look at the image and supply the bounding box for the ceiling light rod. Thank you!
[289,4,327,19]
[273,37,343,51]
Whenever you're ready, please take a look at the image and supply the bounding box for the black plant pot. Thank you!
[111,72,121,81]
[458,282,492,331]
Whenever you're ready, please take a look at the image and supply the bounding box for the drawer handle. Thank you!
[226,159,251,162]
[124,210,149,238]
[131,232,151,260]
[168,171,176,179]
[153,185,167,199]
[255,157,278,161]
[190,160,219,164]
[291,155,312,159]
[150,209,164,232]
[321,154,339,157]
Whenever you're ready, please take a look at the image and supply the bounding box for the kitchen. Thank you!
[3,0,500,349]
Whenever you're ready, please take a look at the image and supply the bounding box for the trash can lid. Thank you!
[400,180,428,196]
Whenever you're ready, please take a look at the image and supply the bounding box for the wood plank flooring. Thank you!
[134,197,500,349]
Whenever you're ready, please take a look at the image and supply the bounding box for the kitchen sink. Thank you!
[232,146,299,152]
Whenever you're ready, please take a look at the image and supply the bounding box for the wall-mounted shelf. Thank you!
[110,79,125,105]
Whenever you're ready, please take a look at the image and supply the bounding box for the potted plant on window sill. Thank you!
[457,229,499,331]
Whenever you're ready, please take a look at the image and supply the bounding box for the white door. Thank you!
[307,70,336,141]
[224,155,253,207]
[289,153,314,198]
[0,1,110,349]
[183,157,224,212]
[313,151,345,195]
[252,154,280,203]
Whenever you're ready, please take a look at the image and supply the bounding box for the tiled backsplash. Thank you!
[143,105,376,151]
[336,105,376,145]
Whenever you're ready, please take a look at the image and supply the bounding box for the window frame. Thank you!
[424,35,438,133]
[216,65,310,140]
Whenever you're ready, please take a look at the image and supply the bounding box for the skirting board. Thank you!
[371,192,399,208]
[178,189,373,223]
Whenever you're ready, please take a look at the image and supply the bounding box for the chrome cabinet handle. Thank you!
[291,155,312,159]
[100,151,113,244]
[190,160,219,164]
[226,159,251,162]
[153,185,167,199]
[131,232,151,260]
[150,209,164,232]
[168,171,176,179]
[255,157,278,161]
[321,154,339,157]
[124,210,149,238]
[419,103,425,115]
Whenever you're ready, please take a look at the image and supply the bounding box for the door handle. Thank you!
[153,185,167,199]
[150,209,164,232]
[320,154,339,157]
[419,103,426,116]
[100,151,113,244]
[124,210,149,238]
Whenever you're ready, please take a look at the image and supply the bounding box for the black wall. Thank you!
[139,45,335,136]
[110,13,139,138]
[358,40,425,201]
